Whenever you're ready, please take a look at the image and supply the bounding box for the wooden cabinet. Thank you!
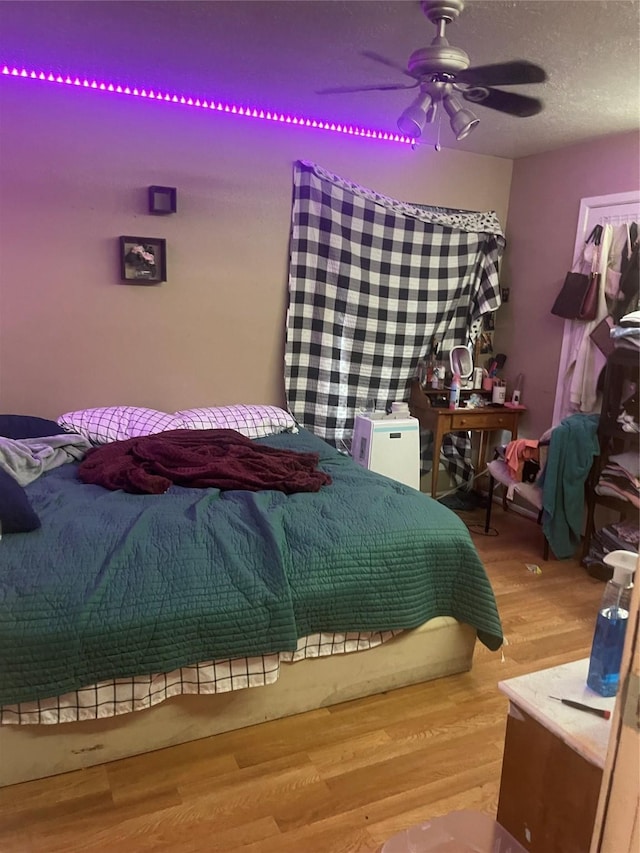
[497,660,615,853]
[582,348,639,571]
[498,708,602,853]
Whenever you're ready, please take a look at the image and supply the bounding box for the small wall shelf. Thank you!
[148,186,177,215]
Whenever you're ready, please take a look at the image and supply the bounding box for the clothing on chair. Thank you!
[541,413,600,559]
[504,438,539,481]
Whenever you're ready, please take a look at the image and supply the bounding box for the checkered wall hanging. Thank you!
[284,160,505,488]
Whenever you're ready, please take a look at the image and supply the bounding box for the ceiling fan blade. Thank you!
[462,86,543,117]
[457,60,547,87]
[316,81,419,94]
[361,50,417,80]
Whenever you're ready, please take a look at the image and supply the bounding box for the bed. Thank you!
[0,412,502,787]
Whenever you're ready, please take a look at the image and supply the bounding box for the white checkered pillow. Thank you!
[57,407,180,445]
[174,405,297,439]
[127,408,181,438]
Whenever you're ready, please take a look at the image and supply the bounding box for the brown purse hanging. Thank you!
[551,226,601,321]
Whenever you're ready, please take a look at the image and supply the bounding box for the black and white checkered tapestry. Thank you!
[284,160,505,488]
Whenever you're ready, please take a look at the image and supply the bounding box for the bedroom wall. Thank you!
[0,80,513,419]
[497,130,640,439]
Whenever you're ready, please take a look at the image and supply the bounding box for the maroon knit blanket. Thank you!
[77,429,332,495]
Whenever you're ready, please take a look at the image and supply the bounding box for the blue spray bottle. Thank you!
[587,550,636,697]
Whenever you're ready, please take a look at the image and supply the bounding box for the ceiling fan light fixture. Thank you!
[397,91,433,138]
[442,93,479,140]
[450,108,478,140]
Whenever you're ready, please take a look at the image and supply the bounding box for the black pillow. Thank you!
[0,414,65,440]
[0,469,41,533]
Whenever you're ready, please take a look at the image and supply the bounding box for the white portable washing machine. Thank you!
[351,413,420,490]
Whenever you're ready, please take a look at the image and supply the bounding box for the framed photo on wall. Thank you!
[119,236,167,284]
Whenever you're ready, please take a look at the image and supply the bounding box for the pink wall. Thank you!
[497,131,640,438]
[0,80,512,419]
[1,72,637,447]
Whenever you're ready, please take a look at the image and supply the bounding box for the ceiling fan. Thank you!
[317,0,547,143]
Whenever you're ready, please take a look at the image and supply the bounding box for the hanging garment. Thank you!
[620,222,638,279]
[565,224,613,413]
[603,223,628,303]
[614,222,639,322]
[285,160,504,487]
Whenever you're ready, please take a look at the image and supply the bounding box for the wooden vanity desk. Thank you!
[408,378,525,497]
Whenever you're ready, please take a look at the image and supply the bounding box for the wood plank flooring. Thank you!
[0,507,606,852]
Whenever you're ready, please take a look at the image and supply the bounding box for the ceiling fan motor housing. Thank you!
[407,44,470,78]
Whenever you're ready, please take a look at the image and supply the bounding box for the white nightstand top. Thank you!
[498,658,616,769]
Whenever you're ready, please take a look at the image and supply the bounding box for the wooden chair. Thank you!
[484,441,551,560]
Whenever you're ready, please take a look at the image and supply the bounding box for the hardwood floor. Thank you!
[0,508,605,853]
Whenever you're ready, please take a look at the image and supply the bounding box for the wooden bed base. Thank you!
[0,617,476,788]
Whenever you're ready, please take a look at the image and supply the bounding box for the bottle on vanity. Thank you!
[586,550,637,697]
[448,372,461,410]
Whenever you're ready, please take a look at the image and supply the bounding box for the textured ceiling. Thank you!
[2,0,639,159]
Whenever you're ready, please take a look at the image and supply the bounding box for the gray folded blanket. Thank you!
[0,434,92,486]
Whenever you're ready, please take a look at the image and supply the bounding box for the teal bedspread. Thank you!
[0,428,502,707]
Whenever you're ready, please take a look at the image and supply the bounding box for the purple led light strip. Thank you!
[1,65,412,145]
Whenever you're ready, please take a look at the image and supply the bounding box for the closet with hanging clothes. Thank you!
[552,192,640,425]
